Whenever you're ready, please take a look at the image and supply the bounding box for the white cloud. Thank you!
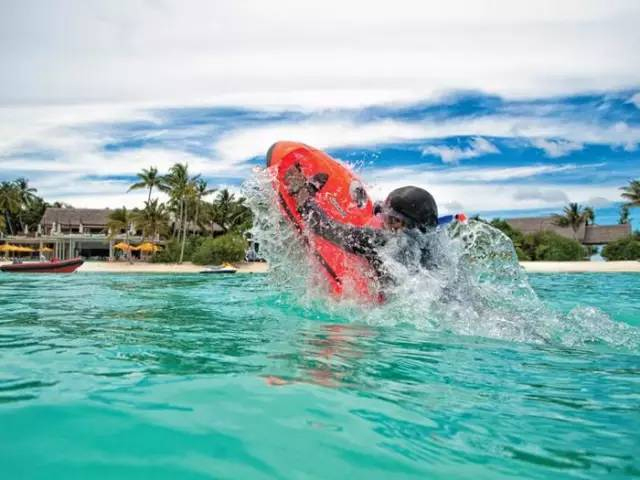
[1,0,639,108]
[421,137,499,163]
[362,165,618,212]
[587,196,612,207]
[629,92,640,109]
[513,188,569,203]
[212,115,640,165]
[529,138,583,158]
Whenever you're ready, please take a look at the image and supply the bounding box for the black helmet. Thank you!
[384,186,438,231]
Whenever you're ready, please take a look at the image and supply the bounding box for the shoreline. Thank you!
[1,260,639,274]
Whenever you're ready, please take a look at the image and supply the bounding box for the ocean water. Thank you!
[1,272,639,479]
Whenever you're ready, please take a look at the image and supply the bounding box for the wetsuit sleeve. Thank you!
[300,199,386,257]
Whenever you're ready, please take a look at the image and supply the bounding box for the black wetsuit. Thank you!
[300,199,435,285]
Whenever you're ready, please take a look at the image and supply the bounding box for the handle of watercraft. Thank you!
[437,213,467,225]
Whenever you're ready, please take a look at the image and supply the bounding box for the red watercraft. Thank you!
[0,257,84,273]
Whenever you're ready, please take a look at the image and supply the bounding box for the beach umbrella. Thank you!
[17,246,35,253]
[113,242,133,251]
[136,242,161,253]
[0,244,15,252]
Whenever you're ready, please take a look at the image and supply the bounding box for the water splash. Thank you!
[243,170,640,351]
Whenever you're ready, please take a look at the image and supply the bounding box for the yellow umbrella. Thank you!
[0,244,15,252]
[113,242,133,251]
[39,246,54,253]
[17,246,35,253]
[136,242,162,253]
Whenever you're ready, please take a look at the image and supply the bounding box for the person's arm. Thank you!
[301,198,385,257]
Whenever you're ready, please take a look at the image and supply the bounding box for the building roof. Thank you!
[505,216,631,245]
[583,224,632,245]
[42,208,111,227]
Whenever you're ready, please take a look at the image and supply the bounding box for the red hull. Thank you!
[0,257,84,273]
[267,142,383,302]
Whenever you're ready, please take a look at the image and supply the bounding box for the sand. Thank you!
[1,260,638,274]
[519,261,640,273]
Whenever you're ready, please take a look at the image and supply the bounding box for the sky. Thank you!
[1,0,639,223]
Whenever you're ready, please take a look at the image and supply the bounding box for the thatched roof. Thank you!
[42,208,111,227]
[583,224,631,245]
[505,216,631,245]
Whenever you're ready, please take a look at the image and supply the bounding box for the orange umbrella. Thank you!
[136,242,162,253]
[113,242,133,251]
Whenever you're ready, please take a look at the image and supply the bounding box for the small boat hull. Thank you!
[200,266,237,274]
[0,257,84,273]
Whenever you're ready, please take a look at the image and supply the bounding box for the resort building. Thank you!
[1,208,145,259]
[505,217,631,245]
[1,207,228,260]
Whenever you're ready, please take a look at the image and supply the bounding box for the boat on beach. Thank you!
[0,257,84,273]
[200,263,237,274]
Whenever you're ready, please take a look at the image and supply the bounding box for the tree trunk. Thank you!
[179,199,187,264]
[147,186,152,205]
[126,230,132,264]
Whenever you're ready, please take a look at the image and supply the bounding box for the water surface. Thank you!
[0,272,639,479]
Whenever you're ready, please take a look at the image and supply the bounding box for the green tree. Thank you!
[14,178,38,231]
[521,231,587,261]
[132,199,170,241]
[552,203,589,239]
[619,205,630,224]
[602,235,640,261]
[206,189,253,235]
[621,179,640,207]
[0,181,20,235]
[583,206,595,226]
[128,166,163,204]
[162,163,199,263]
[193,178,216,234]
[191,233,247,265]
[107,207,133,263]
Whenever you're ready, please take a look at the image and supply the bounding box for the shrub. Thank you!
[489,219,529,260]
[520,231,587,261]
[151,237,204,263]
[191,233,247,265]
[602,236,640,261]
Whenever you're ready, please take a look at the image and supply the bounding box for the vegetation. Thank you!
[620,179,640,208]
[107,207,133,262]
[0,178,53,235]
[619,205,630,224]
[602,234,640,261]
[191,233,247,265]
[552,202,592,239]
[520,231,587,261]
[125,165,253,263]
[487,218,586,261]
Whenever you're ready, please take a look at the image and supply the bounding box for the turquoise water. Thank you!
[1,272,639,479]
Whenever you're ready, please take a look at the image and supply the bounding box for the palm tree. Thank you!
[619,205,630,224]
[0,181,20,235]
[107,207,133,263]
[14,178,38,231]
[193,178,216,234]
[621,179,640,207]
[206,189,253,235]
[552,203,589,239]
[129,167,163,204]
[132,200,170,241]
[583,206,595,226]
[162,163,200,263]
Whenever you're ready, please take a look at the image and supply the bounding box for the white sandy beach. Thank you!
[519,261,640,273]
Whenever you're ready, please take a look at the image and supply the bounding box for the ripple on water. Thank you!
[0,272,638,479]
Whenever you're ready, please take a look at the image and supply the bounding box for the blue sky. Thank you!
[1,1,639,225]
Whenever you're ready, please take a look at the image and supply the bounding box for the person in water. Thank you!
[284,164,438,281]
